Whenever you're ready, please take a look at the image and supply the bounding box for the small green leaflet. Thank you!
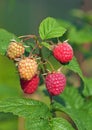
[40,42,52,50]
[0,29,19,55]
[39,17,66,40]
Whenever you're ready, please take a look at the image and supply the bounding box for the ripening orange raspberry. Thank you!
[7,41,25,60]
[18,57,38,80]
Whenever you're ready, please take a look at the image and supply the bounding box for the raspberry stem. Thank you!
[29,43,38,57]
[50,96,56,118]
[18,35,37,41]
[39,48,47,73]
[45,59,55,71]
[50,95,53,104]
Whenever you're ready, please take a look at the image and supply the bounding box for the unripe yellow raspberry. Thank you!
[18,58,38,80]
[7,41,25,60]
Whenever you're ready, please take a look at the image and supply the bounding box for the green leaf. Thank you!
[39,17,66,40]
[47,56,61,70]
[69,26,92,44]
[78,100,92,130]
[0,118,18,130]
[0,55,22,98]
[0,112,17,121]
[83,78,92,96]
[0,98,51,119]
[0,28,19,55]
[82,100,92,115]
[52,102,85,130]
[26,118,51,130]
[51,118,75,130]
[40,42,52,50]
[60,86,84,109]
[73,99,92,130]
[0,84,21,99]
[77,109,92,130]
[66,57,85,86]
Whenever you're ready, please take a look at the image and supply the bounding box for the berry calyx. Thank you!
[53,42,73,64]
[45,72,66,96]
[20,75,39,94]
[18,57,38,80]
[7,41,25,60]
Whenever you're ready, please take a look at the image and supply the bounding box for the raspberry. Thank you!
[45,72,66,96]
[18,57,38,80]
[53,42,73,63]
[20,75,39,94]
[7,41,25,60]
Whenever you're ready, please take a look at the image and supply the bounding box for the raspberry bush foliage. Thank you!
[0,17,91,130]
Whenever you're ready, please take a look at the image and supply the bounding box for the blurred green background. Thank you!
[0,0,92,130]
[0,0,85,35]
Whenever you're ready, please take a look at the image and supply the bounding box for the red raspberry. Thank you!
[18,57,38,80]
[53,42,73,63]
[7,41,25,60]
[45,72,66,96]
[20,75,39,94]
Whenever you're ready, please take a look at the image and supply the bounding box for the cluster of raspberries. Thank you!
[6,41,73,96]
